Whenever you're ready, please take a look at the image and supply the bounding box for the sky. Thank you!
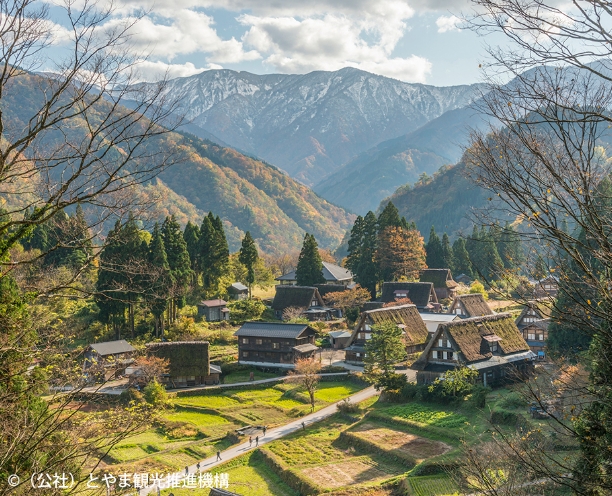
[48,0,504,87]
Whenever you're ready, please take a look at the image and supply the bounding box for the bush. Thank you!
[143,380,170,407]
[497,391,527,410]
[337,398,360,414]
[228,299,266,323]
[490,408,520,426]
[470,386,491,408]
[119,387,144,405]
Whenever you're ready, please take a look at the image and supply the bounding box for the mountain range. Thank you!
[135,68,485,191]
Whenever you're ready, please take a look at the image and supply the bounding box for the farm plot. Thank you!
[405,475,460,496]
[301,458,398,489]
[383,403,468,429]
[350,422,452,461]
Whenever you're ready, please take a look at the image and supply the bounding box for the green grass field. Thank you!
[405,475,460,496]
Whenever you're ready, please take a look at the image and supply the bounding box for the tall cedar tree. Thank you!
[96,220,127,339]
[496,222,524,270]
[183,221,200,276]
[425,226,444,268]
[295,233,325,286]
[148,223,174,338]
[376,226,427,281]
[345,215,365,276]
[466,226,503,282]
[364,321,408,391]
[161,215,192,321]
[239,231,258,297]
[441,233,455,271]
[452,237,473,277]
[377,201,402,233]
[356,212,379,298]
[199,213,229,293]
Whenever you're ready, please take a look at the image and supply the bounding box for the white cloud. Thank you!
[240,14,431,82]
[436,15,461,33]
[135,61,218,81]
[99,9,259,62]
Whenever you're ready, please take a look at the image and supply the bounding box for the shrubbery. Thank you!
[143,380,170,406]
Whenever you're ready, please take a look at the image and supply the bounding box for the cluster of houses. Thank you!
[84,264,556,390]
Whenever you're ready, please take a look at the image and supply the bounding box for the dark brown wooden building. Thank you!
[271,285,336,321]
[516,301,552,360]
[146,341,220,387]
[198,299,230,322]
[379,282,439,312]
[412,313,535,387]
[420,269,458,300]
[532,275,559,298]
[344,304,430,364]
[234,322,318,367]
[448,294,494,318]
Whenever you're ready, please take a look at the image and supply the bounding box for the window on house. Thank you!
[242,352,248,358]
[364,324,371,330]
[449,352,454,359]
[490,343,498,352]
[455,308,462,314]
[356,353,361,357]
[538,334,544,341]
[438,339,443,347]
[365,334,371,340]
[242,338,249,344]
[359,332,365,339]
[528,333,535,340]
[272,342,279,349]
[311,300,318,306]
[432,351,439,359]
[256,339,263,345]
[443,351,448,360]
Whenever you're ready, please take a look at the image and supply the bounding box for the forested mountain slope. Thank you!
[2,73,355,255]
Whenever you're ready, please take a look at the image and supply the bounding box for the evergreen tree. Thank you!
[238,231,258,298]
[183,221,200,274]
[441,233,455,270]
[345,215,364,276]
[452,237,473,277]
[198,213,229,293]
[148,223,173,338]
[364,321,408,391]
[356,212,379,298]
[426,226,444,268]
[377,201,402,233]
[161,215,192,321]
[295,233,325,286]
[497,222,524,269]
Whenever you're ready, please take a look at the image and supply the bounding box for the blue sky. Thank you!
[49,0,504,86]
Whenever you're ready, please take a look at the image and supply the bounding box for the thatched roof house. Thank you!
[271,286,334,321]
[146,341,219,387]
[380,282,438,311]
[420,269,458,300]
[345,304,430,363]
[413,313,535,386]
[448,294,494,318]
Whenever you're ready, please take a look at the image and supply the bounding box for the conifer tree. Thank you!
[441,233,455,271]
[148,223,173,338]
[345,215,364,276]
[377,201,402,233]
[497,222,524,270]
[183,221,200,275]
[161,215,192,321]
[295,234,325,286]
[356,212,379,298]
[199,213,229,293]
[376,226,427,281]
[468,226,503,282]
[452,237,473,277]
[426,226,444,268]
[239,231,258,297]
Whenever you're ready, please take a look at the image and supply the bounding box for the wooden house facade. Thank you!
[271,286,337,321]
[379,282,439,312]
[420,269,458,300]
[83,339,135,380]
[198,299,230,322]
[234,322,318,367]
[344,304,430,364]
[516,301,552,360]
[412,313,535,387]
[448,294,494,318]
[228,283,249,300]
[147,341,220,387]
[533,275,559,298]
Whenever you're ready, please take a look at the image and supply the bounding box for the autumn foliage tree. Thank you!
[376,226,427,281]
[323,286,371,313]
[288,358,322,411]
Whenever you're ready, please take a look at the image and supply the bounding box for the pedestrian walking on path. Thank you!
[249,436,252,447]
[263,425,267,436]
[302,421,305,430]
[185,466,188,475]
[197,462,200,471]
[255,436,259,446]
[216,451,221,461]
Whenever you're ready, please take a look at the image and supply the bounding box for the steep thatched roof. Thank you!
[315,284,347,297]
[147,341,210,376]
[380,282,437,308]
[452,294,494,317]
[420,269,458,289]
[271,286,323,311]
[442,313,530,363]
[348,304,429,348]
[516,300,553,326]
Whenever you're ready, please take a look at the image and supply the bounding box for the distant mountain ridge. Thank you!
[134,68,485,186]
